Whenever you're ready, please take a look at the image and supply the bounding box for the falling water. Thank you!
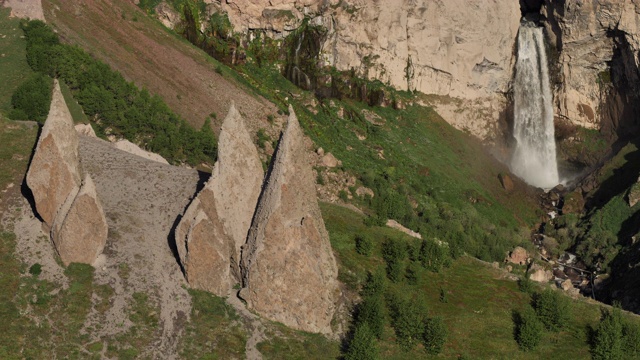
[510,22,559,189]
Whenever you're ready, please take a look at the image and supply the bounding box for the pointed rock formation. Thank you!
[240,106,339,334]
[26,79,108,266]
[26,79,82,228]
[175,103,263,295]
[51,174,108,266]
[175,188,234,295]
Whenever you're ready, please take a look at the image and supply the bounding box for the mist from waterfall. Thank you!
[510,22,559,189]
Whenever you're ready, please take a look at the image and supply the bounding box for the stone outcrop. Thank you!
[175,103,263,295]
[26,79,108,265]
[240,106,339,334]
[51,174,108,266]
[26,79,82,228]
[3,0,44,21]
[506,246,529,266]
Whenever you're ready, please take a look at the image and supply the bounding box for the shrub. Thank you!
[533,289,570,332]
[10,73,53,123]
[355,235,373,256]
[344,323,378,360]
[515,305,543,351]
[423,316,447,355]
[29,263,42,277]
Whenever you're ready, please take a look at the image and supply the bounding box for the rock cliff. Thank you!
[541,0,640,137]
[175,103,263,295]
[169,0,521,141]
[240,106,339,334]
[26,80,107,265]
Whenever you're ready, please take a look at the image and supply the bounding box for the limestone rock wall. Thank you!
[211,0,521,141]
[240,106,339,334]
[26,80,107,265]
[175,103,263,296]
[541,0,640,136]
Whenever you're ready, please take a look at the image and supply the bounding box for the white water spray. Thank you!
[510,22,559,189]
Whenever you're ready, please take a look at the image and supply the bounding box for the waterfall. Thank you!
[510,22,559,189]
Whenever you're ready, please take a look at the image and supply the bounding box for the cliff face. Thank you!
[542,0,640,138]
[205,0,522,141]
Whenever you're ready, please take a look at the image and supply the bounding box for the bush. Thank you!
[533,289,570,332]
[515,305,543,351]
[355,235,373,256]
[344,323,378,360]
[29,263,42,277]
[10,73,53,123]
[423,316,447,355]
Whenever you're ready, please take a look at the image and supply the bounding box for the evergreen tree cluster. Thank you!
[513,288,571,351]
[591,306,640,360]
[344,268,448,359]
[17,19,217,165]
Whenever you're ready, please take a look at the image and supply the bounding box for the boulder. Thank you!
[386,219,422,239]
[240,106,339,334]
[113,139,169,164]
[627,180,640,207]
[51,174,108,266]
[506,246,529,265]
[175,103,263,295]
[529,263,553,283]
[26,79,82,228]
[74,123,97,137]
[498,173,514,192]
[321,152,340,168]
[175,189,234,295]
